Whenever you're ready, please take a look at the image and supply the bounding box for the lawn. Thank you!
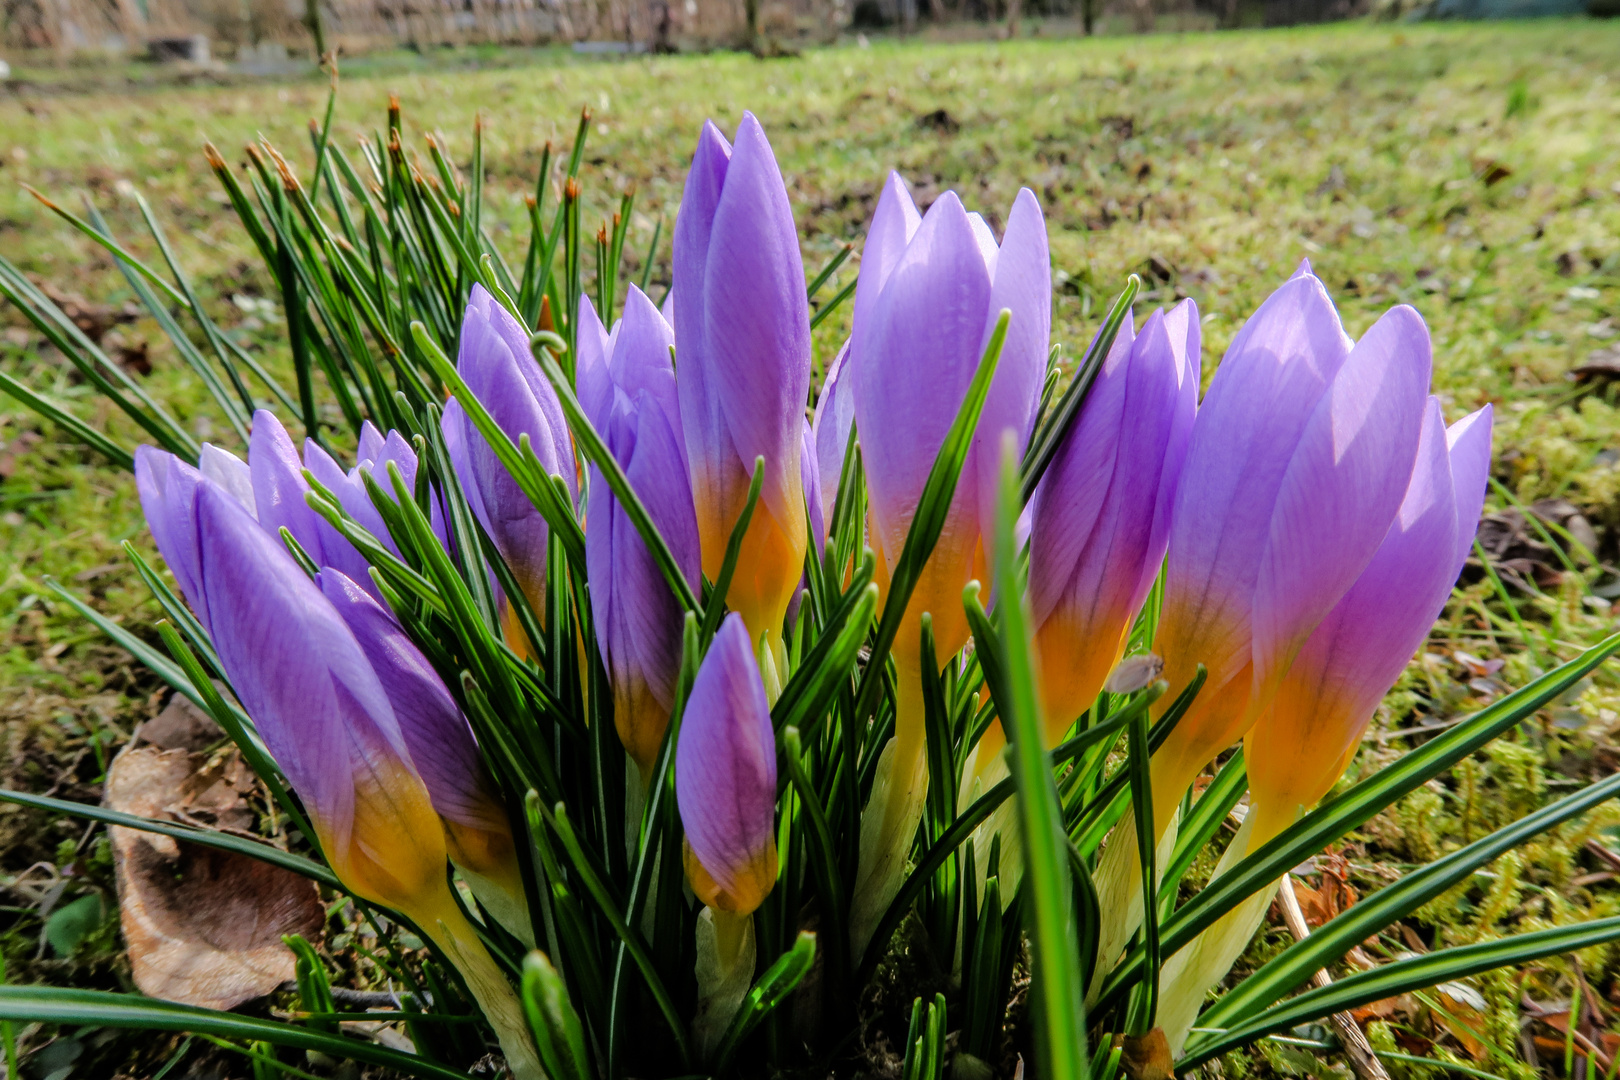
[2,17,1620,1078]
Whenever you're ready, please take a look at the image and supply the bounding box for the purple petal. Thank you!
[318,569,506,834]
[851,189,993,567]
[1247,398,1461,816]
[357,421,387,467]
[801,418,824,559]
[611,285,681,451]
[135,446,208,622]
[698,112,811,533]
[812,340,854,528]
[1158,271,1353,692]
[194,482,409,859]
[303,439,381,594]
[675,612,777,913]
[1250,302,1432,703]
[198,444,256,518]
[576,292,614,436]
[850,172,921,346]
[1444,404,1494,575]
[249,409,325,565]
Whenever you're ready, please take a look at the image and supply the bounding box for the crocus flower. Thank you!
[673,113,811,655]
[846,173,1050,957]
[136,459,543,1076]
[1243,399,1493,841]
[577,289,701,781]
[1028,300,1199,741]
[317,567,531,944]
[677,612,779,915]
[442,284,576,636]
[1154,400,1493,1056]
[1089,266,1432,989]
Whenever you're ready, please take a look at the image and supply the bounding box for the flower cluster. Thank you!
[133,109,1491,1066]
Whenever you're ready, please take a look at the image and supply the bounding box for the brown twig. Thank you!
[1278,874,1392,1080]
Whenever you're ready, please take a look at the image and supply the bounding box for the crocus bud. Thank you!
[846,174,1050,959]
[249,408,329,564]
[676,613,779,917]
[137,470,543,1077]
[1244,400,1492,841]
[442,285,577,621]
[1028,301,1198,740]
[1150,266,1431,821]
[673,113,811,651]
[317,568,531,944]
[579,289,701,780]
[800,417,824,560]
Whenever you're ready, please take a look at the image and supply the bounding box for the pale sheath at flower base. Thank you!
[442,284,577,654]
[846,171,1051,959]
[676,613,780,1057]
[133,456,542,1078]
[673,113,811,665]
[959,301,1197,908]
[577,289,701,782]
[1153,398,1493,1054]
[1090,266,1433,991]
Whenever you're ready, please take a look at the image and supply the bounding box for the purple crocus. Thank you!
[1026,301,1199,741]
[676,613,778,916]
[1147,265,1432,831]
[849,172,1051,672]
[673,113,811,652]
[577,289,701,781]
[442,285,577,631]
[1243,400,1493,842]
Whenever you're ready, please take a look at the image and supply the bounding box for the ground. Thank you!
[1,17,1619,1080]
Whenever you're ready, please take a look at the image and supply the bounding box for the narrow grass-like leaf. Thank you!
[0,372,133,468]
[711,931,818,1074]
[0,986,465,1079]
[1180,914,1620,1067]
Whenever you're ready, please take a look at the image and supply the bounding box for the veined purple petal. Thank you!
[303,439,381,594]
[135,446,209,624]
[1444,404,1494,575]
[318,569,506,835]
[1029,301,1198,732]
[1157,271,1354,695]
[611,285,681,453]
[850,172,920,345]
[812,340,853,528]
[676,613,778,915]
[852,189,993,570]
[198,444,256,518]
[249,409,325,565]
[801,418,824,559]
[576,293,614,436]
[1250,302,1431,706]
[357,421,387,468]
[700,112,811,532]
[1245,397,1490,833]
[194,482,408,862]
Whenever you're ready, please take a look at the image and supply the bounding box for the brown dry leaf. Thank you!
[1434,983,1489,1062]
[106,743,323,1011]
[1120,1029,1175,1080]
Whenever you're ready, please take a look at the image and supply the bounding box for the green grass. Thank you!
[2,17,1620,1078]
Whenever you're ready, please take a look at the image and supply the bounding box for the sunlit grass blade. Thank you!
[0,788,337,888]
[0,371,133,469]
[1020,275,1140,502]
[711,931,818,1074]
[1094,630,1620,1012]
[986,434,1087,1080]
[0,986,465,1080]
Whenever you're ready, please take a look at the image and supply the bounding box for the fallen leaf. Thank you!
[1121,1029,1174,1080]
[106,744,323,1011]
